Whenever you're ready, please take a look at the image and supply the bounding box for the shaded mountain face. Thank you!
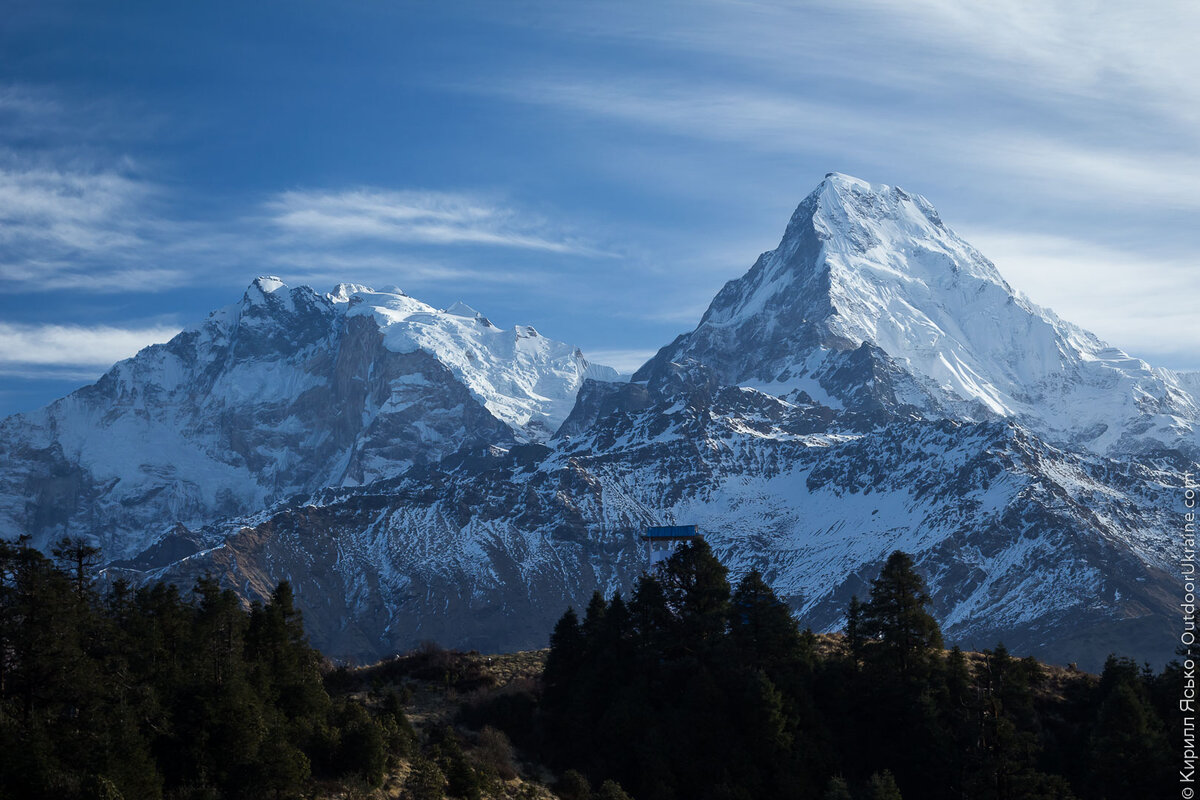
[0,278,616,557]
[3,175,1194,671]
[124,361,1185,669]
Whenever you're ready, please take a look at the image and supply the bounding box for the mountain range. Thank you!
[1,173,1191,670]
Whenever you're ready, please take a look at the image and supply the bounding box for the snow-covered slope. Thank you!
[637,173,1199,455]
[134,360,1186,669]
[336,286,618,439]
[0,277,615,557]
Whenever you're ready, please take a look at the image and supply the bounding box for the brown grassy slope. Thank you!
[318,647,553,800]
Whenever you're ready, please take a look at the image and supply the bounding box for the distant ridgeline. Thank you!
[470,541,1180,800]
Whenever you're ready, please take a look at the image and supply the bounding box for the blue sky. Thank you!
[1,1,1197,415]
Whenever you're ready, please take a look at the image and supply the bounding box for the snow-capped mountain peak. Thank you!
[249,274,288,294]
[811,172,1008,286]
[197,277,618,438]
[0,277,618,557]
[642,173,1199,455]
[328,282,378,302]
[446,300,482,318]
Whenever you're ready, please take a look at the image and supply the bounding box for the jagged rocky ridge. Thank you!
[0,279,616,559]
[637,174,1199,456]
[2,174,1193,670]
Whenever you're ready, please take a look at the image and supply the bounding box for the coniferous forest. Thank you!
[0,537,415,799]
[0,535,1182,799]
[475,542,1180,800]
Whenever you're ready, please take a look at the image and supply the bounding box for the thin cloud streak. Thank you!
[0,366,116,382]
[266,188,600,255]
[0,323,180,368]
[0,172,602,295]
[0,161,161,289]
[531,0,1200,136]
[485,76,1200,212]
[0,86,609,297]
[1,264,191,293]
[0,84,180,294]
[262,252,554,295]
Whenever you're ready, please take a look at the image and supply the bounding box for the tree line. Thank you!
[0,536,413,799]
[473,541,1178,800]
[1,533,1180,799]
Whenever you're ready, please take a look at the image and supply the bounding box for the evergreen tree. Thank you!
[0,548,412,799]
[595,779,634,800]
[556,768,592,800]
[600,592,631,652]
[729,569,805,672]
[583,591,608,640]
[432,725,482,800]
[658,539,731,653]
[940,645,976,796]
[867,770,904,799]
[406,755,447,800]
[846,595,865,665]
[823,775,853,800]
[246,581,328,722]
[379,689,417,758]
[50,536,101,603]
[1088,672,1171,798]
[629,573,672,649]
[541,607,584,763]
[507,543,1176,800]
[861,551,943,676]
[331,702,387,786]
[543,606,583,695]
[254,737,311,800]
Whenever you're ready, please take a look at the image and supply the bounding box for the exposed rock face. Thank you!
[3,175,1194,671]
[123,359,1186,669]
[0,279,614,558]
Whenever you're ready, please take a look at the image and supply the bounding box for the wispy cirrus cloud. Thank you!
[0,161,169,288]
[0,85,64,125]
[259,250,549,292]
[479,0,1200,222]
[0,86,183,294]
[481,75,1200,213]
[866,0,1200,126]
[0,322,180,375]
[265,188,600,255]
[0,167,150,250]
[0,86,607,298]
[530,0,1200,132]
[0,169,596,294]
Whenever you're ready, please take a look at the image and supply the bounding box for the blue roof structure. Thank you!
[642,525,700,541]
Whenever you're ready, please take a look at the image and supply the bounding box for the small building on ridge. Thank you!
[642,524,702,569]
